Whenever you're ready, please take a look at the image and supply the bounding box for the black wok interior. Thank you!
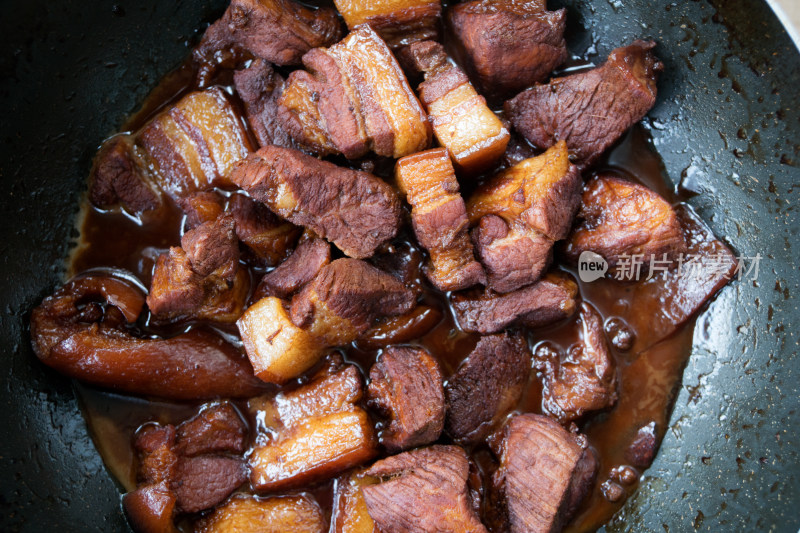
[1,0,798,531]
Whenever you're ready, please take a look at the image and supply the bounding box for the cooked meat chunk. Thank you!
[181,213,239,280]
[334,0,441,49]
[172,455,247,514]
[122,483,178,533]
[147,248,205,318]
[175,403,247,457]
[449,0,567,98]
[253,238,330,300]
[395,149,485,291]
[368,239,426,295]
[331,470,379,533]
[362,445,487,533]
[564,174,687,273]
[138,88,253,197]
[495,414,597,533]
[625,421,658,469]
[228,193,301,267]
[291,258,417,345]
[357,305,442,350]
[277,25,431,159]
[451,272,578,334]
[505,41,663,168]
[179,191,225,231]
[445,333,530,444]
[193,0,343,84]
[196,495,326,533]
[248,360,378,491]
[233,59,295,149]
[88,135,162,215]
[231,145,402,258]
[467,142,582,292]
[540,303,618,422]
[402,40,509,174]
[367,346,445,452]
[136,424,179,485]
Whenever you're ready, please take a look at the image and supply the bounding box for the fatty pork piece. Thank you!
[445,333,530,444]
[233,59,295,149]
[367,346,445,452]
[277,24,431,159]
[334,0,441,49]
[229,193,301,267]
[494,414,597,533]
[467,142,582,293]
[179,191,226,231]
[330,470,379,533]
[252,238,331,300]
[362,445,487,533]
[29,275,265,400]
[506,40,663,168]
[540,303,618,422]
[449,0,567,98]
[196,495,326,533]
[452,271,578,334]
[401,41,509,175]
[395,149,485,291]
[230,145,402,258]
[193,0,342,85]
[563,174,687,273]
[248,359,378,492]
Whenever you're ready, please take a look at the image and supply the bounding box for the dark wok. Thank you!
[1,0,798,531]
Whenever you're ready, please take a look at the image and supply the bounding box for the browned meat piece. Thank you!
[181,213,239,281]
[563,174,687,272]
[175,403,248,457]
[367,346,445,452]
[330,470,379,533]
[445,333,530,444]
[196,494,326,533]
[540,303,618,422]
[290,258,417,345]
[88,135,162,215]
[248,360,378,491]
[228,193,301,267]
[451,271,578,334]
[449,0,567,98]
[138,88,253,197]
[30,275,265,400]
[495,414,597,533]
[368,239,426,295]
[193,0,343,84]
[405,41,509,174]
[233,59,295,149]
[625,421,658,469]
[178,191,225,231]
[252,238,330,300]
[356,305,442,350]
[277,25,431,159]
[122,483,178,533]
[136,425,179,485]
[147,249,205,318]
[171,456,246,514]
[505,41,663,168]
[231,145,402,258]
[395,149,485,291]
[334,0,441,49]
[467,142,582,292]
[362,445,487,533]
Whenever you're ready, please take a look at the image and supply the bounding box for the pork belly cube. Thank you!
[466,141,582,292]
[229,193,301,267]
[506,40,663,168]
[233,59,295,149]
[138,88,252,199]
[237,296,326,384]
[451,271,578,334]
[405,41,509,174]
[253,238,331,300]
[278,25,431,159]
[362,445,487,533]
[563,174,687,272]
[290,258,416,346]
[123,483,178,533]
[331,470,379,533]
[178,191,225,231]
[540,303,618,422]
[395,149,485,291]
[334,0,441,48]
[495,414,597,533]
[449,0,567,98]
[231,145,402,259]
[196,495,325,533]
[181,214,239,281]
[248,362,378,491]
[367,346,445,452]
[445,333,530,444]
[172,455,247,514]
[174,402,248,457]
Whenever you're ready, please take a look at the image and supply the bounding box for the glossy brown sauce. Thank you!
[70,52,700,533]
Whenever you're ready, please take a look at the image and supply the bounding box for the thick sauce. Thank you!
[70,59,702,533]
